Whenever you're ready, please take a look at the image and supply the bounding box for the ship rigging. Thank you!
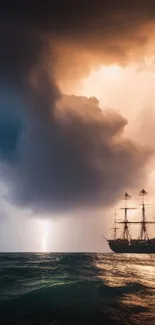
[106,189,155,253]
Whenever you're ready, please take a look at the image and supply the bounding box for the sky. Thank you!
[1,1,155,251]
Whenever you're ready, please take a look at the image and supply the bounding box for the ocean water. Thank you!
[0,253,155,325]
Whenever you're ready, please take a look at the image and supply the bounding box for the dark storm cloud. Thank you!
[0,1,155,86]
[2,1,155,30]
[0,1,153,213]
[0,22,43,87]
[4,92,152,213]
[1,1,155,60]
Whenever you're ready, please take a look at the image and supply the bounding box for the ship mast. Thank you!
[139,189,149,240]
[115,189,155,240]
[114,210,117,240]
[112,209,119,240]
[119,192,138,240]
[122,192,131,240]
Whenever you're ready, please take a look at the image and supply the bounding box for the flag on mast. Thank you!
[139,189,148,196]
[124,192,131,199]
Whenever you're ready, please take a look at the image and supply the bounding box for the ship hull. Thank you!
[108,239,155,253]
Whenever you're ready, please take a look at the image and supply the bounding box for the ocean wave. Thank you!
[0,253,155,324]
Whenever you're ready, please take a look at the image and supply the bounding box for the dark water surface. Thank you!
[0,253,155,325]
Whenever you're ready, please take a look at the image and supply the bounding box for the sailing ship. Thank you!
[106,189,155,253]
